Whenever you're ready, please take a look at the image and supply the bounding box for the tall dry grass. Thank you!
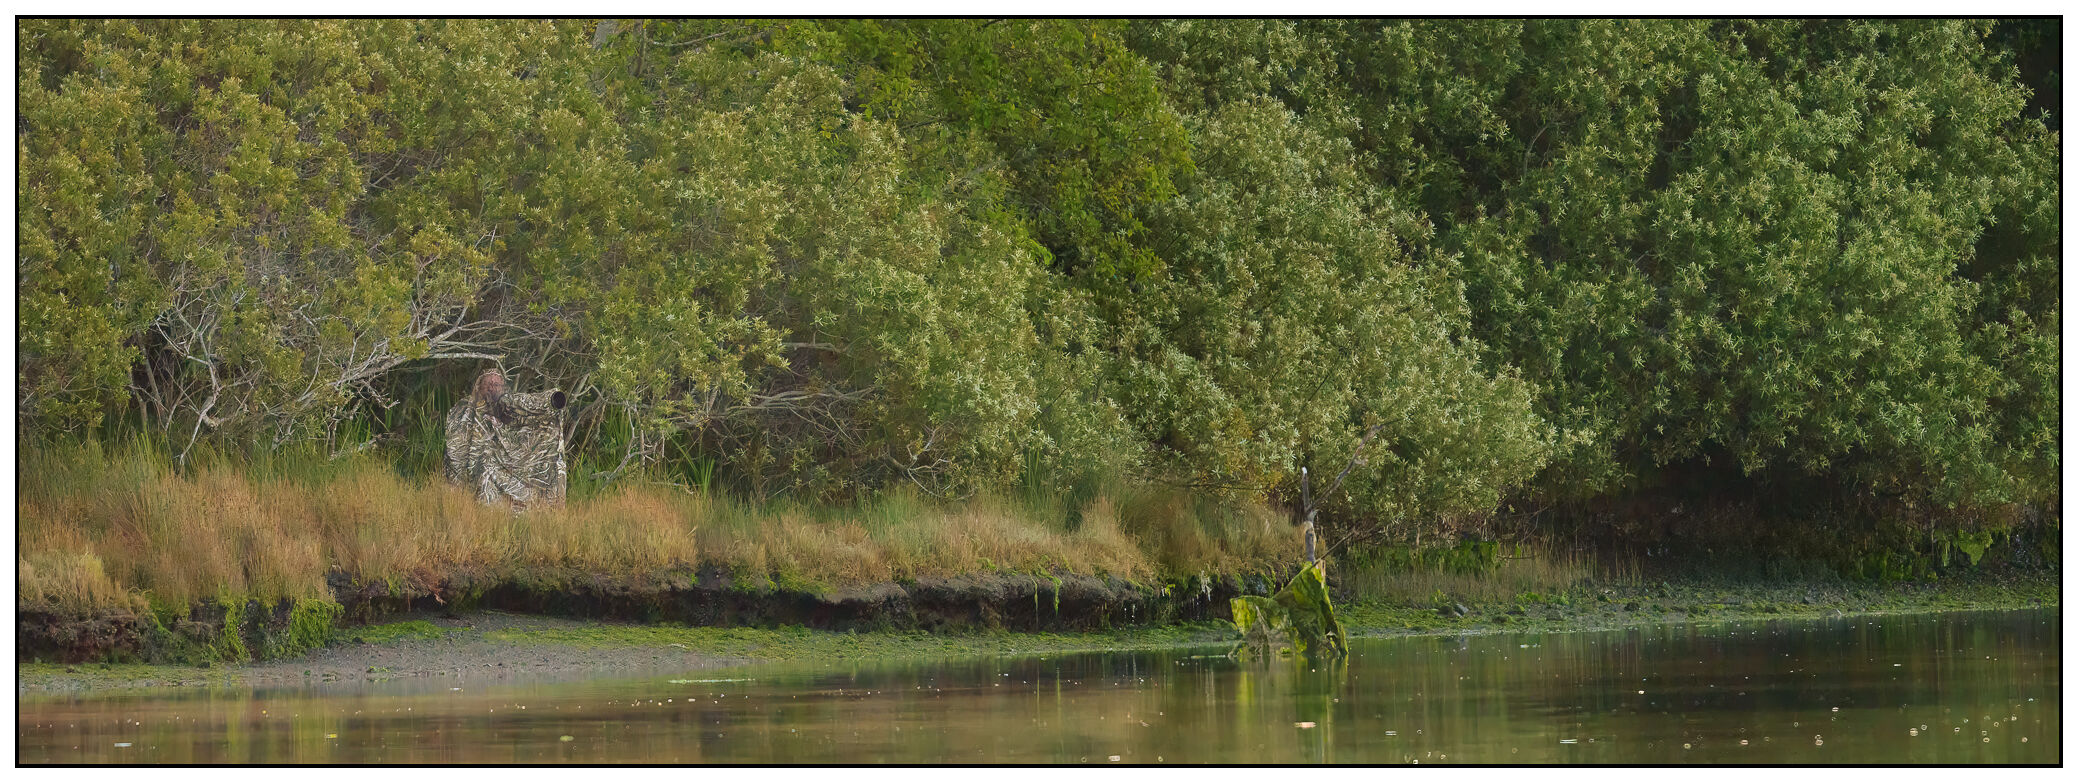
[19,443,327,610]
[17,440,1296,612]
[1102,484,1299,577]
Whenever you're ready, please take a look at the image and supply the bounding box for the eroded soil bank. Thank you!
[18,571,2057,693]
[17,566,1274,667]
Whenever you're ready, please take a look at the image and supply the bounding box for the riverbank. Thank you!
[16,566,1273,666]
[20,571,2056,693]
[17,439,1294,665]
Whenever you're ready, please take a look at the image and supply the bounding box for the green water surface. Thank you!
[17,608,2059,763]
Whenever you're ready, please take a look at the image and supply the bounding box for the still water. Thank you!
[19,609,2058,763]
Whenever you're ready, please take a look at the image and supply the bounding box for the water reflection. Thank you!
[18,609,2058,763]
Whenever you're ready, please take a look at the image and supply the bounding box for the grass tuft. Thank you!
[19,439,1296,612]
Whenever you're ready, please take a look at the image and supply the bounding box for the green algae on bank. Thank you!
[1341,571,2061,636]
[479,617,1243,661]
[339,619,452,645]
[18,572,2058,693]
[471,570,2060,665]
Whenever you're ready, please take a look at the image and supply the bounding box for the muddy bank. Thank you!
[1336,570,2061,637]
[19,571,2057,693]
[19,566,1275,665]
[16,608,1257,693]
[18,597,339,667]
[444,567,1258,632]
[18,612,761,692]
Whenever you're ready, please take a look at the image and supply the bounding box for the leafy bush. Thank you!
[17,20,2057,554]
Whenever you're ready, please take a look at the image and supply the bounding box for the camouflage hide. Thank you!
[444,390,568,508]
[1230,560,1348,660]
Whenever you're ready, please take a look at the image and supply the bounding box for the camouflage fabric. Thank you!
[445,388,568,508]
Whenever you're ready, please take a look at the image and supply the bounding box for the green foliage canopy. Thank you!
[16,19,2058,543]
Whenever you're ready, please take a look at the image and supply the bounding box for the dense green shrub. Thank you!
[1131,19,2058,514]
[17,19,2058,550]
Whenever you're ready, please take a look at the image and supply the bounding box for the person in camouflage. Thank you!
[444,369,569,509]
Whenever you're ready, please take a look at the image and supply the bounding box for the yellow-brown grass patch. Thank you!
[18,441,1294,611]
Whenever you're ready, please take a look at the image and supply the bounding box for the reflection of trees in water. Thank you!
[17,611,2058,763]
